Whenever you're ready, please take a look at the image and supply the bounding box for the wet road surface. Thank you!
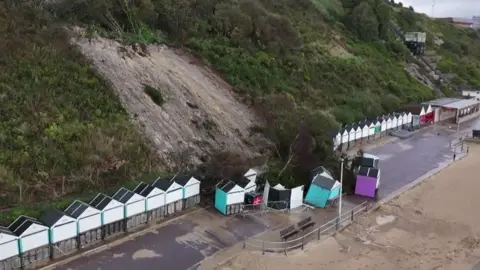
[60,208,277,270]
[59,122,476,270]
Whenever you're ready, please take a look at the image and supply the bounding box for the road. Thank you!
[58,122,475,270]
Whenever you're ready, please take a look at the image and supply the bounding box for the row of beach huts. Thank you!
[1,161,382,270]
[2,101,453,269]
[0,175,201,270]
[330,105,435,151]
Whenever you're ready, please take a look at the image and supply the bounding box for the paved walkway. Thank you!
[56,121,478,270]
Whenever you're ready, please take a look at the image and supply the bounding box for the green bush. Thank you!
[143,84,165,106]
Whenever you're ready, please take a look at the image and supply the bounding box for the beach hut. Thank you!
[355,166,381,198]
[402,112,408,128]
[244,168,258,182]
[0,226,20,270]
[368,121,375,140]
[331,130,342,150]
[173,175,201,209]
[289,185,305,209]
[396,113,403,129]
[8,216,50,269]
[90,193,124,238]
[374,119,382,139]
[360,121,369,144]
[215,179,245,215]
[347,125,356,148]
[152,178,184,215]
[267,184,292,210]
[355,125,362,145]
[381,117,387,136]
[112,187,147,231]
[340,129,349,151]
[305,166,341,208]
[133,182,166,221]
[386,115,393,130]
[423,104,434,124]
[39,210,77,259]
[392,114,398,130]
[237,177,257,194]
[64,200,102,248]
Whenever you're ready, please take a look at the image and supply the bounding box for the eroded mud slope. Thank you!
[71,35,263,167]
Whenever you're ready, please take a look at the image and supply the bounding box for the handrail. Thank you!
[243,201,369,247]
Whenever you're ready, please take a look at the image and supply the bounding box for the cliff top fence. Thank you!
[242,201,370,255]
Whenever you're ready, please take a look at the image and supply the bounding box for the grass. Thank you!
[0,2,163,209]
[1,0,479,218]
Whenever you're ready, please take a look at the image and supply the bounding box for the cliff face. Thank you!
[71,34,264,168]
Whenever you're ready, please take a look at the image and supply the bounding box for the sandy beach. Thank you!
[205,143,480,270]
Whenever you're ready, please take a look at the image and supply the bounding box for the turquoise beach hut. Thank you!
[305,166,341,208]
[214,179,245,216]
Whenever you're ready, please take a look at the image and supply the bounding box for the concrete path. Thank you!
[57,121,478,270]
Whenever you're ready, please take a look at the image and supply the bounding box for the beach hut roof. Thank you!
[218,180,243,193]
[363,152,379,160]
[8,216,46,237]
[311,166,334,180]
[65,200,94,219]
[0,226,15,237]
[152,177,175,192]
[358,166,380,178]
[171,175,192,186]
[133,182,156,197]
[38,209,71,227]
[112,187,136,204]
[90,193,113,210]
[312,174,337,190]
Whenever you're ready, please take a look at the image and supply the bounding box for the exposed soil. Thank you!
[70,32,264,168]
[208,144,480,270]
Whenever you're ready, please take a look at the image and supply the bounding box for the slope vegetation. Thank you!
[1,0,479,210]
[0,2,159,207]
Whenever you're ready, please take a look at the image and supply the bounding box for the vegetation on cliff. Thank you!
[1,0,479,214]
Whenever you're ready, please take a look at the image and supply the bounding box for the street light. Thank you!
[338,158,344,222]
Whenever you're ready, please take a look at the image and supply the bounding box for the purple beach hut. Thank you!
[354,166,381,198]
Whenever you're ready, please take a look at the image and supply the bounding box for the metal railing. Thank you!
[238,200,311,217]
[242,201,370,254]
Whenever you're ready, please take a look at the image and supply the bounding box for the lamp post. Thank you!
[338,158,344,223]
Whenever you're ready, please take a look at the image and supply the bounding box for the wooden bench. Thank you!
[280,225,298,241]
[297,217,315,231]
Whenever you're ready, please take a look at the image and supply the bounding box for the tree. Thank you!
[373,0,391,40]
[346,2,379,41]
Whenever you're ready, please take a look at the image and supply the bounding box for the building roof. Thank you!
[90,193,113,210]
[441,99,480,109]
[311,166,333,180]
[312,174,337,190]
[236,178,253,189]
[112,187,135,204]
[217,179,241,193]
[172,175,190,186]
[39,209,67,227]
[133,182,155,197]
[8,216,44,236]
[0,226,15,236]
[133,182,149,194]
[358,166,380,178]
[152,178,173,191]
[64,200,89,219]
[422,98,462,107]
